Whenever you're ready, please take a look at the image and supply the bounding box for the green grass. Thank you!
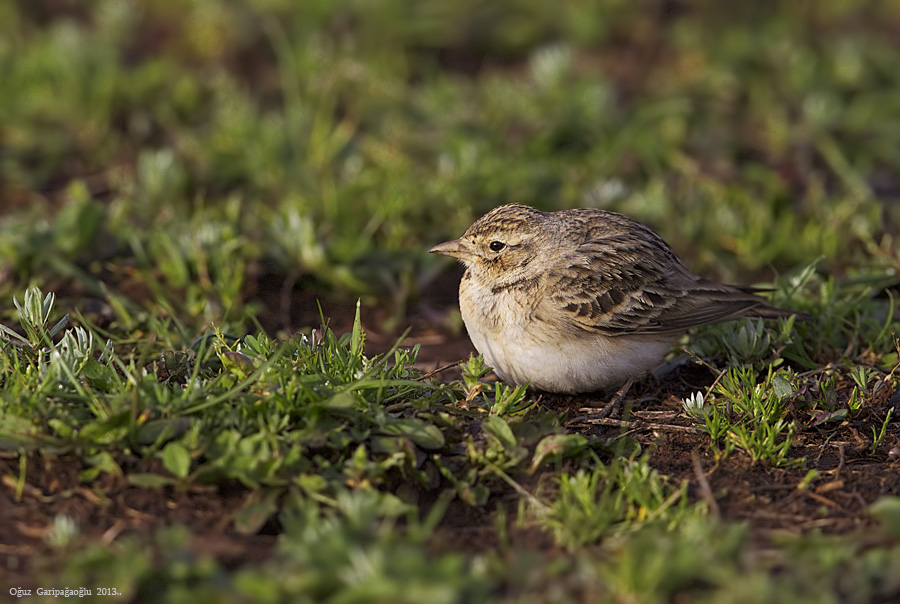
[2,1,900,602]
[2,284,899,602]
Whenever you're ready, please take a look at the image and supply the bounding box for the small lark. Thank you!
[430,204,805,394]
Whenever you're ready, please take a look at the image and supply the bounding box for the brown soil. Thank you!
[0,455,276,586]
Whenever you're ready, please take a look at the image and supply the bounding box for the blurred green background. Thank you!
[2,0,898,335]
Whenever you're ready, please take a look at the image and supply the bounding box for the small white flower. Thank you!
[45,515,79,548]
[682,391,707,419]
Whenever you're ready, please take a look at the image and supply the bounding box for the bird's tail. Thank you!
[745,302,812,322]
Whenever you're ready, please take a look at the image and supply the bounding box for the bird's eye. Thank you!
[489,241,506,252]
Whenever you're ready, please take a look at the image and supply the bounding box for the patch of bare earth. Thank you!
[0,455,276,587]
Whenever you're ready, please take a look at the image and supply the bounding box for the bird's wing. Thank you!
[537,233,781,336]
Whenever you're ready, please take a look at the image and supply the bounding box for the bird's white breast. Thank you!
[459,276,675,393]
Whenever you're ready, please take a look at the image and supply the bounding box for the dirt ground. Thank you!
[2,272,900,587]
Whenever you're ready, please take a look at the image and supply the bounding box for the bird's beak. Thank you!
[429,239,472,260]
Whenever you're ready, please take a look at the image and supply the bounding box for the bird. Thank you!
[429,203,806,394]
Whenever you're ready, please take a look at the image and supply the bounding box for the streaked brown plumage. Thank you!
[430,204,805,393]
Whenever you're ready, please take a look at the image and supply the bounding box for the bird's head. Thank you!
[429,204,551,286]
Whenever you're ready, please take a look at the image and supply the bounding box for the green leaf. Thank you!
[811,408,849,426]
[530,433,589,472]
[127,473,179,488]
[48,314,70,338]
[79,452,123,482]
[47,419,74,439]
[78,412,132,444]
[324,392,356,409]
[772,375,793,399]
[0,323,29,346]
[295,473,328,493]
[159,442,191,479]
[370,436,410,454]
[350,298,364,362]
[379,418,445,450]
[461,354,491,390]
[81,358,116,391]
[483,416,517,450]
[135,418,192,445]
[220,350,256,380]
[458,482,490,506]
[0,429,63,451]
[233,489,282,535]
[870,496,900,538]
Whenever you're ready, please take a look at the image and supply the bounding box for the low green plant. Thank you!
[870,408,894,455]
[0,288,71,361]
[533,456,694,550]
[682,366,803,466]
